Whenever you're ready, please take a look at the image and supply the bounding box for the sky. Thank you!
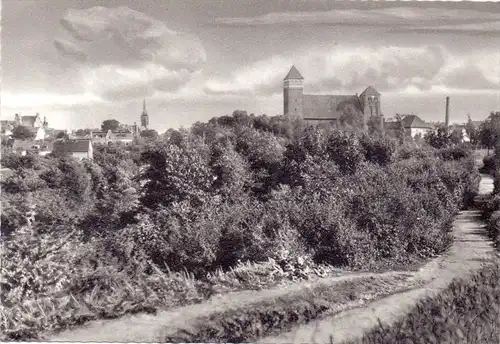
[1,0,500,131]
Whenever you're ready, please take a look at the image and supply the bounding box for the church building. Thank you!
[132,98,150,137]
[283,66,383,130]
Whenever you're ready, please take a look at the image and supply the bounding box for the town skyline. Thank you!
[2,0,499,131]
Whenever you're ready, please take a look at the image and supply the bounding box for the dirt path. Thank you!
[48,269,412,341]
[259,174,499,344]
[48,175,498,343]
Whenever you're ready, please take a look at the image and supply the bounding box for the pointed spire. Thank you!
[142,98,147,114]
[284,65,304,80]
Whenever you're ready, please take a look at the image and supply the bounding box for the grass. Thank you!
[163,274,422,343]
[0,264,212,340]
[341,262,500,344]
[0,254,347,340]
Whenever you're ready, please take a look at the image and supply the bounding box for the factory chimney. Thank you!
[445,96,450,128]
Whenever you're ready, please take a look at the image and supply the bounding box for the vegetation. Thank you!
[342,262,500,344]
[101,119,120,132]
[140,129,159,139]
[0,111,481,339]
[12,125,36,140]
[352,132,500,344]
[165,274,420,343]
[478,111,500,153]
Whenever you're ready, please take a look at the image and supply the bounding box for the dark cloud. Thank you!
[211,7,500,35]
[442,64,499,90]
[204,44,498,97]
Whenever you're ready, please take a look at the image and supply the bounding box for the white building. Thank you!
[52,139,93,161]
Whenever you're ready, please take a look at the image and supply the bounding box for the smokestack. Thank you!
[445,96,450,127]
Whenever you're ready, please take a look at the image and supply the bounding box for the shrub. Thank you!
[435,144,472,161]
[360,134,396,166]
[325,130,365,175]
[482,154,495,174]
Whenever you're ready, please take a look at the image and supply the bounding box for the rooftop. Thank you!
[400,115,433,129]
[284,65,304,80]
[53,139,92,153]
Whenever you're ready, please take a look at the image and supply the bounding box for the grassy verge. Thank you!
[163,274,423,343]
[341,262,500,344]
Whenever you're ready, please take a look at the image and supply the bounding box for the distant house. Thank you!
[449,124,471,143]
[90,130,113,144]
[15,113,48,140]
[27,126,46,141]
[53,139,93,161]
[45,128,68,140]
[400,115,433,138]
[10,139,51,156]
[12,140,41,156]
[111,129,135,144]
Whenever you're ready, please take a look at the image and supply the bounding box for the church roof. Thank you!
[401,115,433,129]
[303,94,362,120]
[360,86,381,97]
[284,66,304,80]
[53,139,92,153]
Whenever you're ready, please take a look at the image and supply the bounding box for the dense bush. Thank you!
[481,154,495,174]
[0,111,482,339]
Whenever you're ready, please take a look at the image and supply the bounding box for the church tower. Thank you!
[283,66,304,117]
[140,99,149,130]
[359,86,382,131]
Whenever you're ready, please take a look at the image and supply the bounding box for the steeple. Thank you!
[142,98,148,115]
[283,66,304,117]
[284,65,304,80]
[141,98,149,130]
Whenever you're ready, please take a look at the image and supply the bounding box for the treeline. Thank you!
[0,111,480,339]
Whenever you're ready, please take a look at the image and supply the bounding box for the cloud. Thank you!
[1,91,101,108]
[204,45,499,97]
[204,55,289,96]
[212,7,500,34]
[54,6,206,101]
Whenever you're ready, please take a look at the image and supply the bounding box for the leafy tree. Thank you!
[75,129,92,137]
[139,143,215,210]
[209,141,252,200]
[367,114,385,137]
[464,115,480,146]
[56,132,69,140]
[478,112,500,153]
[326,130,365,175]
[140,129,159,140]
[360,134,396,166]
[425,125,453,149]
[339,103,364,129]
[12,126,35,140]
[449,129,463,145]
[393,114,406,145]
[101,119,120,132]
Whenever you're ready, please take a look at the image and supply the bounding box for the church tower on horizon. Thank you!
[140,98,149,130]
[283,65,382,131]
